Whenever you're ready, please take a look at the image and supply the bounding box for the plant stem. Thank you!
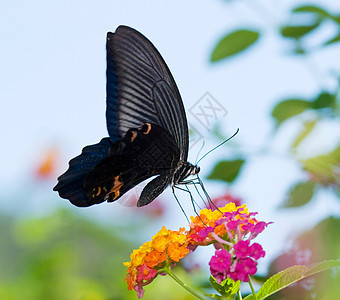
[248,276,257,299]
[238,289,243,300]
[163,267,206,300]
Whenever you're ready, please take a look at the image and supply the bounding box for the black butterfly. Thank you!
[53,25,200,207]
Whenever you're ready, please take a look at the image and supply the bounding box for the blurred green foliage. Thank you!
[244,260,340,300]
[209,2,340,209]
[0,210,134,300]
[283,181,316,207]
[0,211,198,299]
[268,217,340,299]
[208,2,340,298]
[210,29,260,62]
[271,92,336,127]
[207,159,244,183]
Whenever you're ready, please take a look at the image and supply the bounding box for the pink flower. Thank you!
[136,265,157,282]
[253,221,270,234]
[209,249,232,283]
[209,249,232,272]
[250,243,266,260]
[134,284,145,299]
[234,240,252,258]
[229,258,257,282]
[226,219,242,231]
[199,226,214,238]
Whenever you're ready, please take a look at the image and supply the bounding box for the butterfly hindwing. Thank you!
[84,123,180,206]
[53,138,113,207]
[138,174,171,207]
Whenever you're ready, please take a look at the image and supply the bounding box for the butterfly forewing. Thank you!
[106,26,189,161]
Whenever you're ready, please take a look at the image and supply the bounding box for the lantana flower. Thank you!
[187,203,270,283]
[124,226,189,298]
[124,203,271,298]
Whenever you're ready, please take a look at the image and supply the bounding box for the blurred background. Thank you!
[1,0,340,299]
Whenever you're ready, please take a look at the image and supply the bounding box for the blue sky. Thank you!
[1,0,340,265]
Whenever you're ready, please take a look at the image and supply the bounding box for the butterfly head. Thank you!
[173,162,200,185]
[192,165,200,175]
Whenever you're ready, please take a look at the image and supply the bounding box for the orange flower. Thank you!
[144,250,167,268]
[151,235,168,252]
[35,148,58,179]
[167,242,189,262]
[124,226,190,298]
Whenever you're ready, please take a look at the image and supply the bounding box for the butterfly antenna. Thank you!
[196,128,239,165]
[195,140,205,165]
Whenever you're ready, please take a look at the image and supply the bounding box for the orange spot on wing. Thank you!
[143,123,152,135]
[130,131,137,142]
[108,175,123,200]
[95,186,102,196]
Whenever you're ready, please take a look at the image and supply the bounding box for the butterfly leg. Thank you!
[174,185,204,221]
[181,176,218,211]
[178,177,213,210]
[172,186,189,223]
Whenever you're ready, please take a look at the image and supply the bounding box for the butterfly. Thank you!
[53,25,200,207]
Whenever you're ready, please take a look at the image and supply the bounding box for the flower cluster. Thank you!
[124,226,189,298]
[188,202,270,283]
[124,203,271,298]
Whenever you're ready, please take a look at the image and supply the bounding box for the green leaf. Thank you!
[271,99,311,126]
[209,276,228,297]
[301,144,340,185]
[244,260,340,300]
[283,181,316,207]
[295,217,340,268]
[335,15,340,25]
[324,32,340,46]
[211,29,260,62]
[292,5,331,18]
[280,23,320,39]
[292,5,340,24]
[292,120,316,149]
[293,46,307,55]
[304,260,340,276]
[311,92,336,109]
[207,159,244,183]
[211,123,227,141]
[209,276,240,299]
[221,277,240,298]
